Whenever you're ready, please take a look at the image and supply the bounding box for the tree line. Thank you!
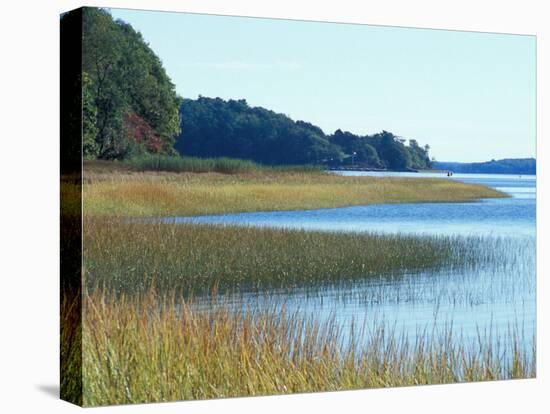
[177,97,431,170]
[433,158,535,175]
[76,8,432,170]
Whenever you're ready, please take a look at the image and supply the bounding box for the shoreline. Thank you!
[81,165,506,217]
[327,166,419,173]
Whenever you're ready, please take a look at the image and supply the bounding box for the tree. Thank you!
[175,97,340,165]
[176,97,431,170]
[82,72,99,158]
[371,131,412,170]
[123,113,162,153]
[329,130,383,168]
[80,8,181,159]
[406,139,432,169]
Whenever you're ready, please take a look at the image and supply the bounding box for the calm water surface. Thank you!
[170,173,535,238]
[169,172,536,356]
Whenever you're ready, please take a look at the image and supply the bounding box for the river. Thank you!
[167,172,536,358]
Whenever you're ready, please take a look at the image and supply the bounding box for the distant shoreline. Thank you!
[432,158,536,175]
[329,157,537,176]
[327,166,419,173]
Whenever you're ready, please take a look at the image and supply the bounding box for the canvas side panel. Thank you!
[60,7,83,407]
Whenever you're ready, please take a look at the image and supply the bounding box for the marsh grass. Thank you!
[83,219,493,295]
[125,154,260,174]
[81,289,535,406]
[73,161,529,406]
[123,154,322,174]
[83,162,505,217]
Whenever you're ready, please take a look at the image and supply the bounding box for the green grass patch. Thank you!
[122,154,321,174]
[125,154,259,174]
[83,218,502,295]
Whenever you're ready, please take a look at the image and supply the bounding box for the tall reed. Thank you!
[123,154,321,174]
[81,289,535,406]
[83,219,494,295]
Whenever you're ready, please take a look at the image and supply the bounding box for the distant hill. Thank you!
[433,158,536,175]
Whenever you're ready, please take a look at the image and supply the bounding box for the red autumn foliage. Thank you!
[124,113,162,152]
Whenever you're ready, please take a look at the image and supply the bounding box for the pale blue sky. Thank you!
[110,8,535,162]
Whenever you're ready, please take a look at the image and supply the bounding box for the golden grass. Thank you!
[82,166,505,217]
[80,289,535,406]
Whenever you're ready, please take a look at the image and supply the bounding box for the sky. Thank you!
[110,8,536,162]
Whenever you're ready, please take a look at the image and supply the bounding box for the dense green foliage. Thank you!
[176,97,432,170]
[330,129,383,168]
[433,158,536,175]
[176,97,343,165]
[80,8,181,159]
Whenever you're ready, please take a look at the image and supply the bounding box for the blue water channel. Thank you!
[168,172,536,360]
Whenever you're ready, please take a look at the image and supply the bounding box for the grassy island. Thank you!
[82,161,505,217]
